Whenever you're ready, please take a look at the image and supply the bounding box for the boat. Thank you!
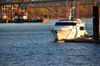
[50,7,88,41]
[13,9,28,23]
[0,13,8,23]
[32,17,43,22]
[32,15,49,23]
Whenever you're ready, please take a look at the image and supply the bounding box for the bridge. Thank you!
[0,0,100,8]
[0,0,100,21]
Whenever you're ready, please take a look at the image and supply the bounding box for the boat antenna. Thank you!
[66,0,76,20]
[71,0,76,20]
[66,0,72,20]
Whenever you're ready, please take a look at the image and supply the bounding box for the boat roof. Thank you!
[59,19,76,21]
[57,19,84,23]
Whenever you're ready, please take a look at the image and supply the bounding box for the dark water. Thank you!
[0,18,100,66]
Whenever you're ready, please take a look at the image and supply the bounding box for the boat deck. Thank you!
[53,35,100,43]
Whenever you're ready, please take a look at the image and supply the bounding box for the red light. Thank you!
[20,14,23,16]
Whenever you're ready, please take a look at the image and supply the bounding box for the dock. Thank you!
[0,19,49,23]
[54,35,100,43]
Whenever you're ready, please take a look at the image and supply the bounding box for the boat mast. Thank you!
[69,0,76,20]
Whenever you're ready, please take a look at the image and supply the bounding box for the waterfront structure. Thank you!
[1,4,18,20]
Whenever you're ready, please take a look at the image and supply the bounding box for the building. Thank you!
[1,4,19,20]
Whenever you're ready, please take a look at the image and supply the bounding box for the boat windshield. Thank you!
[55,22,76,26]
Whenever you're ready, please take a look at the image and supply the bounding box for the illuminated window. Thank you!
[80,27,85,30]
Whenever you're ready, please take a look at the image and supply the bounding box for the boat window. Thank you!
[80,27,85,30]
[55,22,76,26]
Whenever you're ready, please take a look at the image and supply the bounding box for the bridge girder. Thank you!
[0,0,100,9]
[24,0,100,9]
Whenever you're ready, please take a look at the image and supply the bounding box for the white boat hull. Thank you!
[51,29,88,40]
[51,30,77,40]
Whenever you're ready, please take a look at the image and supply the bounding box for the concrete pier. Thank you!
[54,35,100,43]
[65,35,100,43]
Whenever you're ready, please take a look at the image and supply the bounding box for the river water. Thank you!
[0,18,100,66]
